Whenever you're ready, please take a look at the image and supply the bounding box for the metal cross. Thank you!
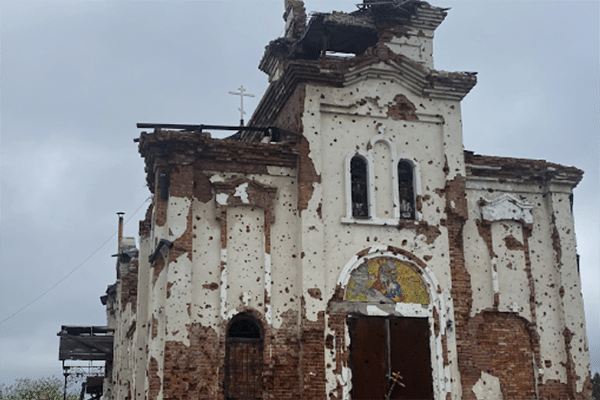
[229,85,255,126]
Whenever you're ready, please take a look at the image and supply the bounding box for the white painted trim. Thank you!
[336,246,450,400]
[370,133,400,221]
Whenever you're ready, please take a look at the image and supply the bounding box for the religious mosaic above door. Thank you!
[344,257,429,304]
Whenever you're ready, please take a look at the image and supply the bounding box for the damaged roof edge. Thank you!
[264,0,448,66]
[465,150,584,187]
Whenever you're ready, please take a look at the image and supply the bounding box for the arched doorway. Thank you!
[335,248,449,400]
[225,314,263,400]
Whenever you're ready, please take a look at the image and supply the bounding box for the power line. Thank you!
[0,198,151,326]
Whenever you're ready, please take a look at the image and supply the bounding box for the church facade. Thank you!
[102,1,592,399]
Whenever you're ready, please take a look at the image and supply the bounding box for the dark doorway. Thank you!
[349,316,433,400]
[225,314,263,400]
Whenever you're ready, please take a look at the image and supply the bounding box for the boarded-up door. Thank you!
[349,316,433,400]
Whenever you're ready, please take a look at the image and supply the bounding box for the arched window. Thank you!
[225,314,263,400]
[398,160,415,220]
[351,156,369,218]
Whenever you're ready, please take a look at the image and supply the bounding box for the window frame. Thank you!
[397,159,416,220]
[343,132,421,225]
[350,155,370,219]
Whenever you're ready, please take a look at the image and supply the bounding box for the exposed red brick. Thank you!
[162,324,220,400]
[202,282,219,291]
[504,234,526,251]
[475,219,496,258]
[283,0,306,40]
[307,288,322,300]
[387,94,419,121]
[153,171,168,228]
[263,309,302,399]
[121,259,138,313]
[444,175,468,221]
[193,169,212,203]
[148,357,160,400]
[461,311,536,400]
[166,281,173,299]
[325,305,349,399]
[551,216,563,270]
[151,314,158,340]
[301,311,326,399]
[139,203,153,238]
[465,150,583,186]
[415,222,441,244]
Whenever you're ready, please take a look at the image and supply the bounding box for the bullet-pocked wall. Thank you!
[295,71,469,398]
[102,1,592,400]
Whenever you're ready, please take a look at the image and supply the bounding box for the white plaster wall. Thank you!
[253,171,302,330]
[144,195,194,400]
[164,253,193,345]
[472,371,502,400]
[302,77,466,399]
[491,221,531,319]
[189,169,301,330]
[191,198,222,331]
[465,180,590,390]
[373,140,395,219]
[225,206,265,315]
[112,245,137,400]
[463,197,495,316]
[134,234,151,400]
[162,197,194,346]
[548,189,591,391]
[297,90,327,323]
[531,190,569,382]
[384,29,435,68]
[303,79,462,305]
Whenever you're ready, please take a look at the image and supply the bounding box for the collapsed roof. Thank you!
[260,0,448,74]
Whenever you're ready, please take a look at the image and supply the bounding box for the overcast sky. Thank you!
[1,0,598,387]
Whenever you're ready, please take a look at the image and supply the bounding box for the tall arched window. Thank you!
[225,314,263,400]
[398,160,415,220]
[351,156,369,218]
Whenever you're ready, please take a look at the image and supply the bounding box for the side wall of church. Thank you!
[127,125,307,399]
[107,237,139,400]
[462,174,591,399]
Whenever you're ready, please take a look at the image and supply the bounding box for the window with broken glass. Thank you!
[398,161,415,220]
[351,156,369,218]
[225,315,263,400]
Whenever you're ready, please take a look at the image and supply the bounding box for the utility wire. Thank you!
[0,197,151,326]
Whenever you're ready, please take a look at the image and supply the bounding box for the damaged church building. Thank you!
[98,1,593,399]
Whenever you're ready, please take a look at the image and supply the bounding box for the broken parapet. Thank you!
[261,0,447,83]
[283,0,306,39]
